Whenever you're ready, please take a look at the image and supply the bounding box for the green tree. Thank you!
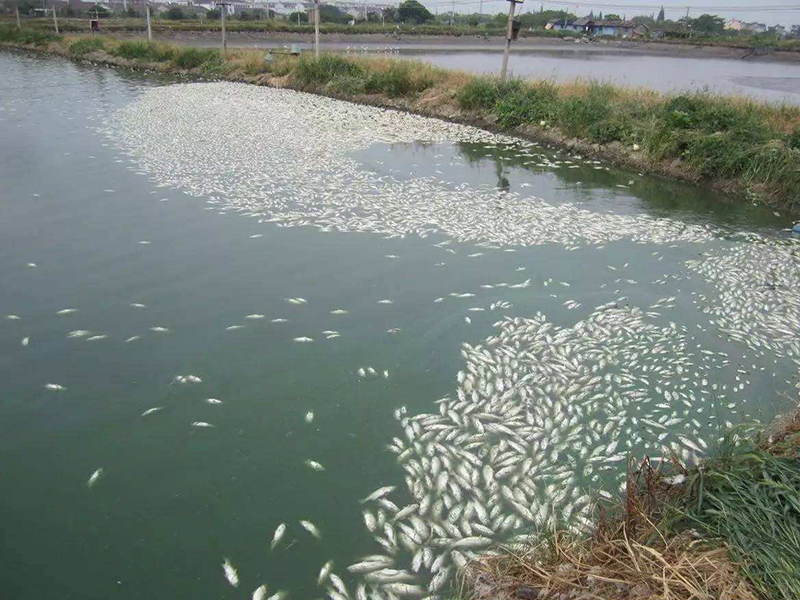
[518,9,574,29]
[207,8,220,19]
[237,10,251,20]
[604,13,621,21]
[398,0,434,24]
[657,6,665,22]
[165,6,184,20]
[382,7,398,22]
[319,4,351,23]
[690,13,724,35]
[288,10,308,23]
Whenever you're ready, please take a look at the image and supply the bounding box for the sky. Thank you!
[418,0,800,27]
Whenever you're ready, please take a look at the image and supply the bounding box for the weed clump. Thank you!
[0,25,60,46]
[111,40,174,62]
[295,54,363,87]
[173,47,221,70]
[68,37,106,58]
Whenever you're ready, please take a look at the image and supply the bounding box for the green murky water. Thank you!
[1,51,798,600]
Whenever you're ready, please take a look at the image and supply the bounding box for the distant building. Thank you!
[726,19,768,34]
[547,18,648,38]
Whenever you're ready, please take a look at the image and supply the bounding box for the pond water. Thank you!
[1,50,799,600]
[169,33,800,104]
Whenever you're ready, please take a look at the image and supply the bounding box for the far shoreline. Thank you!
[116,30,800,64]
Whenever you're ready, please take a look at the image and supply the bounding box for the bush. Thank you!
[364,62,432,97]
[662,93,757,134]
[68,37,106,58]
[456,77,500,111]
[165,7,185,20]
[494,81,559,129]
[111,40,174,62]
[295,54,363,87]
[587,119,629,144]
[173,47,221,69]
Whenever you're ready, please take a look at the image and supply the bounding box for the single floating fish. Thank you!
[87,468,103,487]
[299,520,321,538]
[271,523,286,549]
[141,407,163,417]
[192,421,214,428]
[252,585,268,600]
[222,558,239,588]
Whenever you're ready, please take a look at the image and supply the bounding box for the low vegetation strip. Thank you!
[3,25,800,213]
[462,410,800,600]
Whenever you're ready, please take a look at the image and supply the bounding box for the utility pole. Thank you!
[144,0,152,41]
[15,2,21,28]
[52,6,59,33]
[500,0,521,81]
[314,0,320,57]
[219,1,228,53]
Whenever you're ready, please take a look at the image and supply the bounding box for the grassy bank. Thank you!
[2,16,572,38]
[464,409,800,600]
[7,17,800,54]
[3,26,800,213]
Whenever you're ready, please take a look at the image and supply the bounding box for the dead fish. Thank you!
[141,407,163,416]
[271,523,287,549]
[222,558,239,588]
[87,468,103,487]
[300,520,321,538]
[253,585,268,600]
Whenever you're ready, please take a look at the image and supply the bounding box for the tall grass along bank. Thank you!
[463,406,800,600]
[3,26,800,213]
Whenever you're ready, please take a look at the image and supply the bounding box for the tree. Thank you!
[382,7,398,22]
[319,4,350,23]
[165,6,184,20]
[518,9,574,29]
[237,10,252,20]
[604,13,621,21]
[207,8,220,19]
[398,0,434,25]
[690,13,724,35]
[657,6,665,22]
[288,10,308,23]
[598,11,602,20]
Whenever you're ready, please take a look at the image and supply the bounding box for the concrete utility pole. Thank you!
[15,3,21,28]
[314,0,320,57]
[52,6,59,33]
[500,0,521,81]
[220,2,227,53]
[144,0,152,41]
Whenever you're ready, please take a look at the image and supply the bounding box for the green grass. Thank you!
[110,39,174,62]
[67,36,106,57]
[0,23,61,46]
[295,53,363,87]
[172,46,221,70]
[683,437,800,600]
